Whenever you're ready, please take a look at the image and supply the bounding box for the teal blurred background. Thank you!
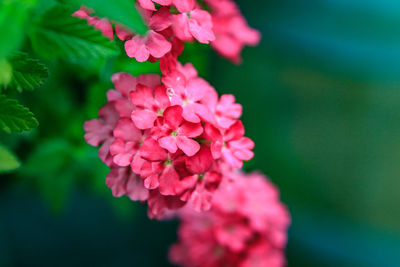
[1,0,400,266]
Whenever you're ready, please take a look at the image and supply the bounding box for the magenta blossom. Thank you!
[162,63,216,124]
[152,105,203,156]
[204,0,261,63]
[106,167,149,201]
[124,6,172,62]
[130,83,170,129]
[172,9,215,44]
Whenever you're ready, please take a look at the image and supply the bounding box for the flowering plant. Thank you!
[82,0,260,218]
[0,0,290,266]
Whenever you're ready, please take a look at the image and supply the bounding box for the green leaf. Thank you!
[82,0,147,35]
[29,5,119,61]
[0,144,20,173]
[0,0,34,59]
[0,95,38,133]
[3,52,48,92]
[61,0,148,35]
[0,59,12,88]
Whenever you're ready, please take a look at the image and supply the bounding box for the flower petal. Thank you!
[188,9,215,43]
[149,7,172,31]
[131,109,158,129]
[224,120,245,141]
[113,118,142,141]
[126,173,149,201]
[111,72,137,96]
[144,174,160,189]
[147,31,172,58]
[178,121,203,138]
[154,85,170,110]
[140,138,168,161]
[129,84,155,108]
[159,166,180,195]
[164,105,183,129]
[176,136,200,156]
[159,136,178,153]
[185,145,213,174]
[173,0,195,13]
[125,36,150,62]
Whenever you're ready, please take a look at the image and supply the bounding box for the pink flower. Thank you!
[221,121,254,168]
[130,84,170,129]
[124,7,173,62]
[204,120,254,168]
[215,94,242,129]
[84,102,119,167]
[153,105,203,156]
[112,72,161,97]
[109,72,161,118]
[169,171,290,267]
[147,190,185,219]
[172,8,215,44]
[109,118,144,167]
[162,65,216,124]
[204,0,261,63]
[137,137,183,196]
[211,16,260,63]
[106,167,149,201]
[125,31,172,62]
[214,218,252,252]
[202,92,242,129]
[175,146,222,211]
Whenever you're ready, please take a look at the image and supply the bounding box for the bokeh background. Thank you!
[1,0,400,266]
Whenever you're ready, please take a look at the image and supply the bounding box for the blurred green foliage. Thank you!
[0,144,20,173]
[210,0,400,266]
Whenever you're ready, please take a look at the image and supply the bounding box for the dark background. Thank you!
[1,0,400,266]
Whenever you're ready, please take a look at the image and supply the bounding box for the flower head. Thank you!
[84,64,254,218]
[169,172,290,267]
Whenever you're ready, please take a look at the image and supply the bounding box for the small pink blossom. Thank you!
[106,167,149,201]
[162,64,216,124]
[84,102,119,167]
[124,7,173,62]
[175,146,222,211]
[204,0,261,63]
[204,120,254,168]
[129,83,170,129]
[125,31,172,62]
[110,72,161,118]
[153,105,203,156]
[109,118,143,167]
[172,9,215,44]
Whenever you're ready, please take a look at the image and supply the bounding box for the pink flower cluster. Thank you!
[169,172,290,267]
[80,1,290,264]
[84,62,254,218]
[73,0,260,63]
